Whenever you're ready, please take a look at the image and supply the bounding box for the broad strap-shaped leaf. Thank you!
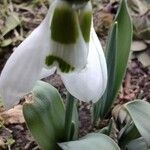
[69,100,79,140]
[113,0,132,93]
[118,122,141,148]
[93,0,133,120]
[64,93,79,141]
[125,137,149,150]
[93,22,118,122]
[59,133,120,150]
[124,100,150,147]
[23,81,65,150]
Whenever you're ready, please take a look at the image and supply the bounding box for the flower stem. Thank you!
[65,93,75,141]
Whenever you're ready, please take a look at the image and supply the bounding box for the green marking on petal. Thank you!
[45,55,75,73]
[51,5,79,44]
[80,11,92,42]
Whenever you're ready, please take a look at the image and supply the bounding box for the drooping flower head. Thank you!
[0,0,107,108]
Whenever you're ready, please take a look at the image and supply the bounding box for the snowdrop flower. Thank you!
[0,0,107,108]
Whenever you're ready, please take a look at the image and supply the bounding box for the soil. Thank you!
[0,0,149,149]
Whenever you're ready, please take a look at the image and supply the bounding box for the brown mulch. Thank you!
[0,0,150,149]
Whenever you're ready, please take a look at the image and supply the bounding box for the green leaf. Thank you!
[93,0,132,120]
[124,100,150,147]
[71,100,79,140]
[92,21,118,123]
[23,81,66,150]
[125,137,149,150]
[118,122,141,148]
[99,118,113,136]
[65,93,78,141]
[59,133,120,150]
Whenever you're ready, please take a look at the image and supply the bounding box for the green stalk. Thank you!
[65,93,75,141]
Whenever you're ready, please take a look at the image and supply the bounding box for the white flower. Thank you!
[0,0,107,108]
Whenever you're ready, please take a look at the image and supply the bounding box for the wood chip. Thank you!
[131,41,147,51]
[0,105,25,125]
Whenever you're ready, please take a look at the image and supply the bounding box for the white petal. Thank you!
[48,34,88,72]
[0,8,53,108]
[61,27,107,102]
[40,67,56,79]
[44,0,89,72]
